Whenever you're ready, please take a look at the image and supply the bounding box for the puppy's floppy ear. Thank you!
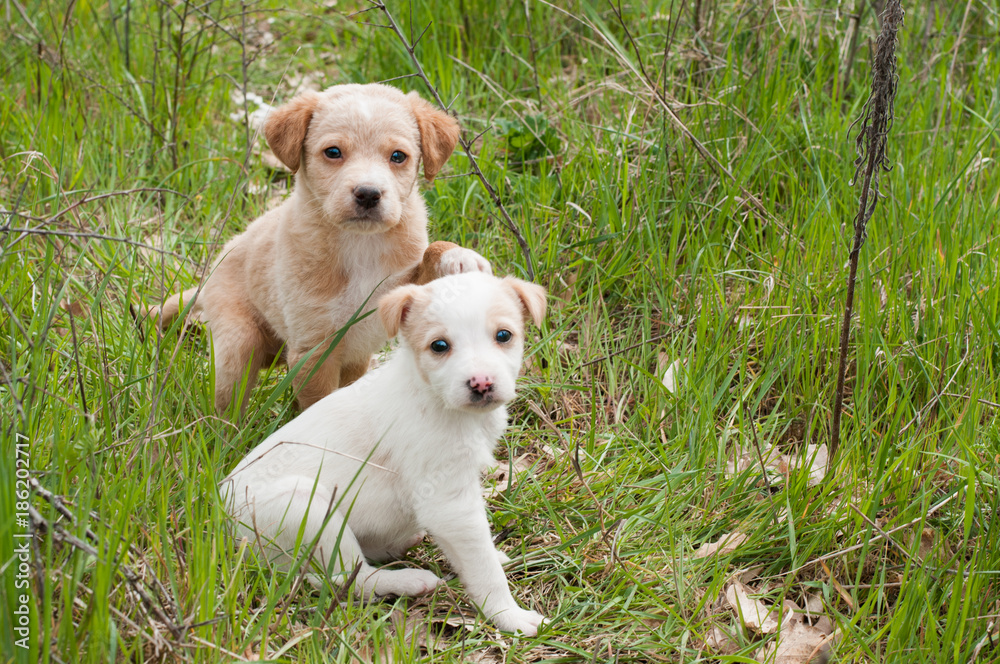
[264,91,321,173]
[379,284,424,338]
[407,92,460,182]
[502,277,547,328]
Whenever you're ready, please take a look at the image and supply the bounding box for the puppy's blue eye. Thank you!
[324,147,342,159]
[495,329,512,344]
[430,339,450,353]
[390,150,407,164]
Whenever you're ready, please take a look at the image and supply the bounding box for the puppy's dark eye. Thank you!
[495,329,512,344]
[324,147,342,159]
[390,150,407,164]
[430,339,450,353]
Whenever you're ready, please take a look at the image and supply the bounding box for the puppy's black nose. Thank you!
[354,186,382,210]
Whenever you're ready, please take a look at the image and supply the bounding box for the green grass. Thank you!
[3,0,1000,661]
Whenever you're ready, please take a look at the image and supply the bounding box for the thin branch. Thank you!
[1,226,191,261]
[848,502,942,586]
[581,332,673,368]
[362,1,535,280]
[940,393,1000,410]
[66,302,90,418]
[571,0,785,232]
[783,488,957,578]
[967,621,997,664]
[522,0,543,107]
[2,187,187,226]
[830,1,904,466]
[848,503,916,565]
[30,478,184,639]
[325,561,363,622]
[900,339,970,433]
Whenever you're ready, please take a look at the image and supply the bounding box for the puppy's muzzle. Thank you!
[353,185,382,210]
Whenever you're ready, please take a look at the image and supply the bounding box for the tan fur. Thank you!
[501,277,547,327]
[339,361,370,388]
[152,84,481,414]
[378,284,424,339]
[407,92,462,181]
[265,91,321,173]
[410,240,458,285]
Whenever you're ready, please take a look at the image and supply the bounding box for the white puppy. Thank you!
[221,272,547,635]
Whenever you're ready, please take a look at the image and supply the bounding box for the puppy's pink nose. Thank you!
[354,185,382,209]
[468,375,494,396]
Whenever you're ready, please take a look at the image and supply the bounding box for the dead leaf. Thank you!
[60,298,87,319]
[441,613,479,632]
[763,274,775,297]
[918,527,935,559]
[537,444,559,461]
[483,454,534,499]
[705,625,740,654]
[555,269,578,303]
[726,581,780,634]
[138,231,167,261]
[558,341,579,357]
[909,527,947,561]
[779,598,802,621]
[659,356,685,395]
[693,531,749,559]
[391,609,444,652]
[794,444,828,486]
[754,620,832,664]
[726,450,757,475]
[467,647,504,664]
[777,444,828,486]
[803,593,824,618]
[380,608,494,660]
[726,444,782,477]
[736,565,766,585]
[812,615,835,636]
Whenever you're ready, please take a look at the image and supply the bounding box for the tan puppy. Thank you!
[152,84,490,412]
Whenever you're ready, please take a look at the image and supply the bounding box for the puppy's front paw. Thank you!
[366,568,443,598]
[491,607,547,636]
[439,247,492,276]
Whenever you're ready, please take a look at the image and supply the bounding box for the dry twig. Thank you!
[29,479,185,640]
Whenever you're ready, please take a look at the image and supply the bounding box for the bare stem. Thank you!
[830,1,904,467]
[599,0,783,233]
[830,157,876,464]
[365,1,535,280]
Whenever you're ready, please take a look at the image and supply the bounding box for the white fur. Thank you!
[221,273,547,635]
